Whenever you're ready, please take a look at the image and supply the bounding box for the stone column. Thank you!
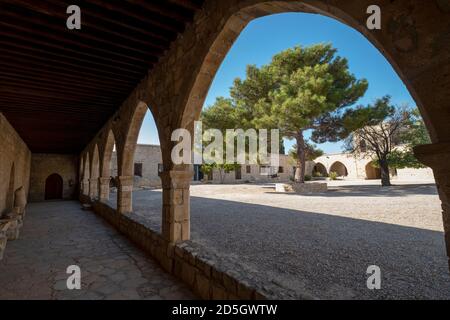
[82,180,90,196]
[98,177,110,201]
[159,170,193,243]
[414,142,450,271]
[117,175,134,214]
[89,178,98,199]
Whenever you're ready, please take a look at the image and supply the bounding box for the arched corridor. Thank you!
[1,0,450,301]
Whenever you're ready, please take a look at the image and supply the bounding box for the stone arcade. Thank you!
[1,1,450,299]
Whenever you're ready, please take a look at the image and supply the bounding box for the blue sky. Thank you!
[138,12,416,154]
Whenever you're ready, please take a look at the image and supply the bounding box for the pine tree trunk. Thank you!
[379,157,391,187]
[219,168,224,184]
[295,132,306,183]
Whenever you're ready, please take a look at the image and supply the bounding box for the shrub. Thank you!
[304,175,312,181]
[329,171,338,180]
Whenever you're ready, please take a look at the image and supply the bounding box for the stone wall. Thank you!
[397,167,434,181]
[111,144,163,188]
[29,154,79,202]
[0,113,31,216]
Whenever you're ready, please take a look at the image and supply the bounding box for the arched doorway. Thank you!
[365,162,381,180]
[45,174,63,200]
[313,163,327,177]
[329,161,348,177]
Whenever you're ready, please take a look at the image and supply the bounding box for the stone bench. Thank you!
[291,182,328,194]
[0,214,23,241]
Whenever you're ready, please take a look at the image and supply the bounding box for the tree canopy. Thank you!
[342,96,428,186]
[203,43,368,182]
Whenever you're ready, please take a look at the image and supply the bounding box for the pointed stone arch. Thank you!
[329,161,348,177]
[82,152,90,196]
[4,162,15,215]
[89,145,100,199]
[313,162,328,177]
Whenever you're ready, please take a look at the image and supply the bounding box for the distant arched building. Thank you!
[307,153,434,181]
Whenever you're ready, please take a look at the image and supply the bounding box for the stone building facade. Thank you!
[110,144,296,188]
[110,144,434,189]
[28,154,79,202]
[0,113,30,216]
[308,153,435,181]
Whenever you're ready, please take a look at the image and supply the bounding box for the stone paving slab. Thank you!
[0,201,195,300]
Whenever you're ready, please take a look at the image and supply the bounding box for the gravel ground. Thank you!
[111,180,450,299]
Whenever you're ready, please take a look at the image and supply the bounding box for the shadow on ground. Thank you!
[265,183,438,197]
[109,185,450,300]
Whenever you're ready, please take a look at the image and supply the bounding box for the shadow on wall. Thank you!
[104,187,448,299]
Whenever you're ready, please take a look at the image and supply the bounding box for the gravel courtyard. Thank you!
[112,180,450,299]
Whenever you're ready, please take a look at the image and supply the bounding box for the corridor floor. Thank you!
[0,201,195,300]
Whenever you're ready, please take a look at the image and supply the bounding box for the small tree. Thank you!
[385,108,431,169]
[200,98,240,184]
[288,142,324,162]
[231,44,368,183]
[342,96,416,186]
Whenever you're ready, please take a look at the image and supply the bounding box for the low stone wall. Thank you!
[85,198,302,300]
[291,182,328,193]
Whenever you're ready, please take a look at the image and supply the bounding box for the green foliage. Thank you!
[204,43,367,183]
[343,97,430,186]
[200,164,214,175]
[312,171,324,178]
[304,175,312,181]
[288,142,324,161]
[329,171,338,180]
[232,44,368,139]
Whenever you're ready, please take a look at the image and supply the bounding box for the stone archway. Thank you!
[329,161,348,177]
[45,173,63,200]
[365,162,381,180]
[4,163,15,214]
[89,145,100,199]
[313,162,328,177]
[116,102,149,214]
[172,2,450,248]
[98,129,117,202]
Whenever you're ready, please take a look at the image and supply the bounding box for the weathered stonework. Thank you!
[414,143,450,270]
[0,221,11,260]
[290,182,328,194]
[0,113,31,216]
[29,154,78,202]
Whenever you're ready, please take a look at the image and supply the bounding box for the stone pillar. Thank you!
[89,178,98,199]
[414,142,450,271]
[98,177,110,201]
[117,175,134,214]
[82,180,90,196]
[159,170,193,243]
